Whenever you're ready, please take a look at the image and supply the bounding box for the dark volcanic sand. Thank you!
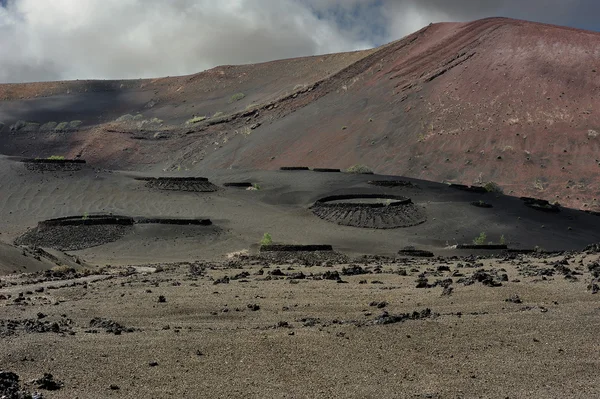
[2,155,600,267]
[1,154,600,397]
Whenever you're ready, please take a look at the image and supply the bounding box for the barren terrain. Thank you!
[2,250,600,398]
[2,16,600,399]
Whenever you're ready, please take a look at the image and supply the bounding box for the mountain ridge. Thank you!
[1,17,600,209]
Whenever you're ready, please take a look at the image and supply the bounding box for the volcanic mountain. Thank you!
[1,17,600,209]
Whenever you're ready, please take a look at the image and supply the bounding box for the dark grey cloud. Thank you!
[0,0,597,83]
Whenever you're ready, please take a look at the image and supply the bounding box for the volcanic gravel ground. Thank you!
[1,253,599,398]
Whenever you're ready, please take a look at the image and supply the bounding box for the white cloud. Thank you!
[0,0,373,83]
[0,0,592,83]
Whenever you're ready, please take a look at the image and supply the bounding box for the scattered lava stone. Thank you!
[213,276,230,285]
[34,373,63,391]
[374,309,434,325]
[415,277,430,288]
[505,294,523,304]
[158,295,166,303]
[89,318,134,335]
[341,265,369,276]
[247,304,260,311]
[322,271,341,281]
[0,371,22,397]
[588,262,600,278]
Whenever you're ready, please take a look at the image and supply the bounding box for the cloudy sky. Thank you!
[0,0,598,83]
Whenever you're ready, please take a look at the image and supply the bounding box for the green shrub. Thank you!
[484,181,503,193]
[534,245,545,253]
[82,212,89,220]
[473,232,487,245]
[116,114,134,122]
[19,122,40,132]
[230,93,246,102]
[500,235,506,245]
[55,122,69,131]
[186,116,206,124]
[10,120,27,131]
[9,120,43,132]
[260,233,272,246]
[346,164,374,174]
[40,122,57,132]
[47,155,65,160]
[69,120,82,129]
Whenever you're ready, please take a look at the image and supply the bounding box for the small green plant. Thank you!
[116,114,134,122]
[212,111,224,118]
[484,181,503,193]
[260,233,272,246]
[500,235,506,245]
[47,155,65,160]
[473,232,487,245]
[55,122,69,131]
[252,183,261,190]
[82,212,89,221]
[534,245,545,253]
[51,265,75,274]
[230,93,246,102]
[346,164,374,174]
[186,116,206,125]
[533,179,545,191]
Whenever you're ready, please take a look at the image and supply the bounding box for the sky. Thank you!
[0,0,598,83]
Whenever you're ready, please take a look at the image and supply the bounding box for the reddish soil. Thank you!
[2,17,600,209]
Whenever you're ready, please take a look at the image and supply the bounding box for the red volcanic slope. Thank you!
[198,17,600,210]
[1,17,600,209]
